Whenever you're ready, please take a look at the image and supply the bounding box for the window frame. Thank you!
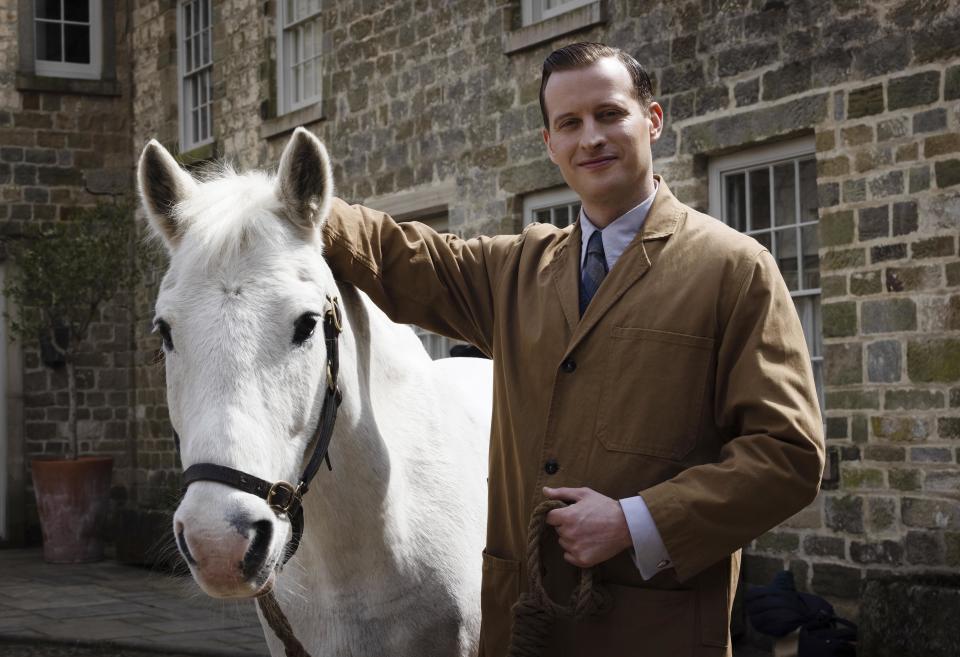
[523,186,581,228]
[708,137,824,412]
[276,0,324,116]
[32,0,103,80]
[176,0,214,152]
[522,0,596,25]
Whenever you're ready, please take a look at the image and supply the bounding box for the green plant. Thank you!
[4,203,147,460]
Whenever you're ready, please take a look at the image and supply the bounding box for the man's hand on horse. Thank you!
[542,486,633,568]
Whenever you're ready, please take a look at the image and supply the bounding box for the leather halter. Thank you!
[175,295,344,565]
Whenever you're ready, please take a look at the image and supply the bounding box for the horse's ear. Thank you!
[276,127,333,229]
[137,139,196,251]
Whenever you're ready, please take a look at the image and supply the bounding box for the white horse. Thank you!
[137,128,491,657]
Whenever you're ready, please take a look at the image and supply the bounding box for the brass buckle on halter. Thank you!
[266,481,301,515]
[326,295,342,334]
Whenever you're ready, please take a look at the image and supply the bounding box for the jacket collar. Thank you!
[550,177,687,350]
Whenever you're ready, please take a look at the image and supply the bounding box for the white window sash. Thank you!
[277,1,323,115]
[523,186,580,227]
[177,0,213,151]
[541,0,596,21]
[34,0,102,80]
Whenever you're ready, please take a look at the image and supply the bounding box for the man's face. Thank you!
[542,57,663,222]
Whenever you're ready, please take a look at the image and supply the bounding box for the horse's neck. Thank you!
[293,283,427,589]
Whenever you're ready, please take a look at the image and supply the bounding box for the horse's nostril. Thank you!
[242,519,273,579]
[176,527,198,566]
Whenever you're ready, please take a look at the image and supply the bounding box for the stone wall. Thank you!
[123,0,960,612]
[0,2,137,543]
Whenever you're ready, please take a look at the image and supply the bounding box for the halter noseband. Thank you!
[175,295,344,565]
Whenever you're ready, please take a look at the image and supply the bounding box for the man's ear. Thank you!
[543,127,558,165]
[137,139,196,251]
[276,126,333,230]
[647,102,664,143]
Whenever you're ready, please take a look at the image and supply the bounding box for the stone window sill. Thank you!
[176,141,217,168]
[502,1,606,55]
[16,73,121,96]
[261,102,327,139]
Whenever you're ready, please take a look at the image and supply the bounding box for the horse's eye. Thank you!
[153,318,174,351]
[292,313,318,346]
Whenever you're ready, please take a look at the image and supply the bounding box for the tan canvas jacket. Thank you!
[321,179,825,657]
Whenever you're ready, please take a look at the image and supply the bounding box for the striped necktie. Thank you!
[579,229,608,316]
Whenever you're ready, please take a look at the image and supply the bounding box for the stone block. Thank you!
[815,129,836,152]
[863,444,905,462]
[914,13,960,62]
[860,574,960,657]
[853,33,910,78]
[925,470,960,493]
[935,159,960,189]
[754,531,800,553]
[826,390,879,410]
[947,533,960,567]
[847,84,884,119]
[717,42,778,77]
[869,496,898,532]
[817,155,850,177]
[812,563,862,599]
[822,247,865,272]
[855,146,893,173]
[660,62,705,95]
[871,243,907,264]
[876,117,908,142]
[925,133,960,157]
[910,447,953,463]
[826,416,848,439]
[762,61,811,101]
[905,531,944,565]
[862,298,916,333]
[886,265,942,293]
[818,182,839,207]
[857,205,888,240]
[823,301,857,337]
[825,342,861,385]
[819,210,854,246]
[742,553,785,587]
[896,142,919,163]
[821,274,847,298]
[913,108,947,134]
[734,78,759,107]
[912,236,956,259]
[840,465,884,489]
[842,124,873,146]
[951,389,960,408]
[851,540,903,565]
[909,165,931,193]
[889,468,922,491]
[908,338,960,383]
[804,535,845,558]
[888,71,941,110]
[891,201,918,236]
[826,494,864,534]
[695,85,729,114]
[842,177,866,202]
[946,65,960,100]
[939,417,960,438]
[868,170,904,198]
[850,270,881,295]
[886,388,945,410]
[902,497,960,529]
[680,94,828,155]
[875,415,933,443]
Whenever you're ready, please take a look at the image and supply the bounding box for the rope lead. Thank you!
[506,500,613,657]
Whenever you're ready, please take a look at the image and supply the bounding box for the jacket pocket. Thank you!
[596,327,714,461]
[479,550,521,657]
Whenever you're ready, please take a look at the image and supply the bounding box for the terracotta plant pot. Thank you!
[31,456,114,563]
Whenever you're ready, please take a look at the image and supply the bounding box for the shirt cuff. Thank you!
[619,495,673,580]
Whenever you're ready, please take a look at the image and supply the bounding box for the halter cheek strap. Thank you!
[176,295,343,565]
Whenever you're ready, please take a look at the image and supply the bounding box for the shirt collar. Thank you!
[579,181,659,271]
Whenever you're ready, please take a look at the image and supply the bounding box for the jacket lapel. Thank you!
[551,221,582,334]
[561,178,686,357]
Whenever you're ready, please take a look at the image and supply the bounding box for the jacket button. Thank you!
[544,459,559,475]
[561,358,576,373]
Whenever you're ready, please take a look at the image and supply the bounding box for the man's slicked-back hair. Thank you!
[539,42,653,129]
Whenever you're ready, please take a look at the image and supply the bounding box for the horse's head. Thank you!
[138,128,337,597]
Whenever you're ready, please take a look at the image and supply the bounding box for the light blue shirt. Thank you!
[578,182,673,581]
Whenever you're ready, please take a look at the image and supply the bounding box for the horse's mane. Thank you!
[172,163,318,268]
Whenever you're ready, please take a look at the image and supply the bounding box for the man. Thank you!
[321,43,824,657]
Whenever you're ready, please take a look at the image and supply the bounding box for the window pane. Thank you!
[293,63,302,103]
[184,1,192,36]
[774,228,798,291]
[192,108,199,144]
[749,168,771,231]
[303,60,315,100]
[723,172,746,232]
[64,0,90,22]
[802,223,820,290]
[185,36,192,72]
[36,21,63,61]
[794,295,822,358]
[36,0,61,19]
[552,205,569,227]
[755,231,771,251]
[534,209,551,223]
[202,28,210,64]
[193,1,200,37]
[773,162,796,227]
[64,24,90,63]
[798,158,818,223]
[202,0,210,30]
